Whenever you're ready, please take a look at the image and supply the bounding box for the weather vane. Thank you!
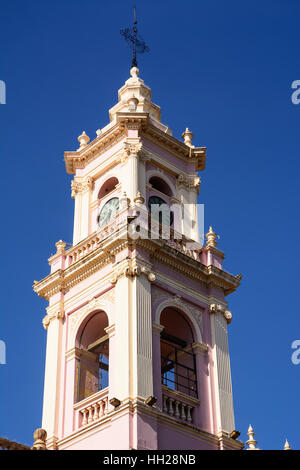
[120,6,149,68]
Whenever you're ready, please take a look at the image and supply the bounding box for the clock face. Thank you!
[98,197,119,228]
[148,195,173,225]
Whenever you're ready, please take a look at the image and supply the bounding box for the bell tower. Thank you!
[34,66,243,450]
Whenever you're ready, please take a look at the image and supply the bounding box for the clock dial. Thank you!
[98,197,119,228]
[148,195,173,225]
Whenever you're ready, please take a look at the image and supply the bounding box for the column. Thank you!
[72,177,93,245]
[210,311,235,434]
[114,274,130,401]
[41,302,64,448]
[130,273,153,400]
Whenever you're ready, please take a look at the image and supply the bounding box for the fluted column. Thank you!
[41,300,64,448]
[131,272,154,399]
[71,177,93,245]
[210,308,235,434]
[114,274,130,401]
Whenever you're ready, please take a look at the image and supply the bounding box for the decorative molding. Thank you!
[68,291,115,347]
[43,301,64,330]
[34,225,240,301]
[209,303,232,325]
[178,173,200,192]
[120,139,143,164]
[71,176,94,198]
[191,341,208,354]
[152,286,203,343]
[110,258,155,285]
[152,322,164,335]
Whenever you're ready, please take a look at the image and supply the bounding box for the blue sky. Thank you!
[0,0,299,450]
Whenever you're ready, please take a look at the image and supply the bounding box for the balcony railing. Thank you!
[73,388,109,430]
[162,386,200,425]
[58,206,205,271]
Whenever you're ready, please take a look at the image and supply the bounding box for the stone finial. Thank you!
[96,129,102,137]
[206,226,218,248]
[55,240,66,254]
[182,128,194,146]
[130,66,139,79]
[284,439,291,450]
[134,191,145,205]
[246,424,259,450]
[128,95,139,111]
[120,191,131,208]
[77,131,90,150]
[32,428,47,450]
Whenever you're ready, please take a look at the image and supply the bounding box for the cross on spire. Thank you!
[120,6,149,68]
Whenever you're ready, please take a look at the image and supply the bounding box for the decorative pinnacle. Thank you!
[246,424,259,450]
[134,191,145,205]
[130,66,139,78]
[120,191,131,208]
[284,439,291,450]
[77,131,90,150]
[31,428,47,450]
[55,240,66,254]
[182,128,194,146]
[206,226,218,248]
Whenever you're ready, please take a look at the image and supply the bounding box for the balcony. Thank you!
[162,386,200,425]
[73,388,109,430]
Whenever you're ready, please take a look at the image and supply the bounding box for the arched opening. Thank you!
[149,176,173,197]
[148,195,174,226]
[160,307,197,398]
[76,311,109,402]
[98,177,119,200]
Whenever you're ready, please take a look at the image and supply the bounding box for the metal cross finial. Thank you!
[120,6,149,68]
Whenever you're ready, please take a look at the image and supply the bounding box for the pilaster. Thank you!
[42,300,64,446]
[71,176,93,245]
[210,308,235,434]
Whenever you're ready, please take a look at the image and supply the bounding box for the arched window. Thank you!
[148,195,174,226]
[98,177,119,200]
[160,307,197,398]
[76,311,109,402]
[149,176,172,197]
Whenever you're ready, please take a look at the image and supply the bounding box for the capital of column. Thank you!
[191,341,208,354]
[71,176,94,198]
[152,322,164,336]
[43,301,65,330]
[104,324,116,338]
[121,140,143,164]
[110,259,155,284]
[209,303,232,325]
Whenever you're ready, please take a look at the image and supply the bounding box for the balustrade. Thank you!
[74,389,109,429]
[162,392,194,424]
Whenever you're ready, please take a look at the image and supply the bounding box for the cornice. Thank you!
[143,122,206,171]
[64,123,126,174]
[34,224,240,300]
[64,112,206,175]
